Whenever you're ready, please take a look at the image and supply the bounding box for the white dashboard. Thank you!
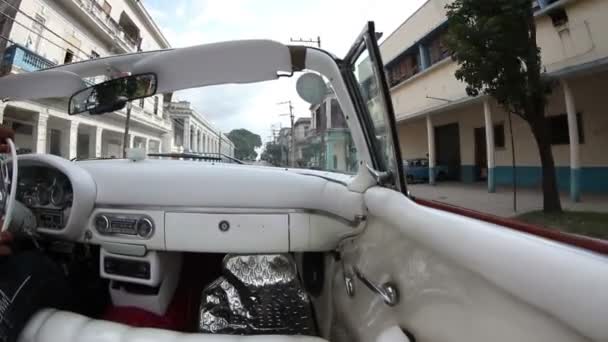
[16,154,366,253]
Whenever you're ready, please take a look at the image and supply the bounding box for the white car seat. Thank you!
[18,309,329,342]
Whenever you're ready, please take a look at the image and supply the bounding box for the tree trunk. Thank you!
[529,118,563,213]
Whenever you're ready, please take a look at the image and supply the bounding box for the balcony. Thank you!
[69,0,139,53]
[1,44,56,75]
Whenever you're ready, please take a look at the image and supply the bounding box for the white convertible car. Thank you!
[0,22,606,342]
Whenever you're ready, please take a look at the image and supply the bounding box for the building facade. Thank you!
[164,101,234,157]
[381,0,608,200]
[0,0,171,159]
[293,117,311,164]
[307,92,357,172]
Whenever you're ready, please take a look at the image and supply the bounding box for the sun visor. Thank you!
[132,40,293,94]
[0,70,86,101]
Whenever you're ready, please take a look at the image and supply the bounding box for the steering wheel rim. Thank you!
[1,138,18,232]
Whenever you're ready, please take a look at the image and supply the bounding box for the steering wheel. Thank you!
[1,138,18,232]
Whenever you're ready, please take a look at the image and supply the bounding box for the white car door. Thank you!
[329,22,608,342]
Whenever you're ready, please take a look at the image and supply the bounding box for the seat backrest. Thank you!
[19,309,329,342]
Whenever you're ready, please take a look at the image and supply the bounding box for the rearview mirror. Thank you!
[68,73,157,115]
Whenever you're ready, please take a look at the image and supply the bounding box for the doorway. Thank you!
[435,123,461,180]
[474,127,487,181]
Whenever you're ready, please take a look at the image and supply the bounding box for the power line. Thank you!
[0,1,93,59]
[0,33,17,46]
[0,11,85,61]
[0,0,92,57]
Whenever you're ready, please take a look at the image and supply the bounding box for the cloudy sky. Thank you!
[143,0,426,142]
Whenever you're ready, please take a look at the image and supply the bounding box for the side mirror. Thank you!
[296,72,328,105]
[68,73,157,115]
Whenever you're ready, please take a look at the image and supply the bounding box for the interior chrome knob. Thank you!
[94,215,110,234]
[136,218,154,238]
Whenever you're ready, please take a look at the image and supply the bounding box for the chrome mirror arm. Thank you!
[353,266,399,306]
[365,163,392,185]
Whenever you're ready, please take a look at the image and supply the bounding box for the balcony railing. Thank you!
[74,0,139,52]
[1,44,55,75]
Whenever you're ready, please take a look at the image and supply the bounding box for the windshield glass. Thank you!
[5,61,360,173]
[168,74,359,174]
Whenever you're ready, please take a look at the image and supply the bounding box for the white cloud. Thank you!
[145,0,427,142]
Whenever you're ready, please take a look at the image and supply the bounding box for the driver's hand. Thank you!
[0,230,12,256]
[0,126,15,153]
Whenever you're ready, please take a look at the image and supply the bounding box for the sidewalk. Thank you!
[409,182,608,218]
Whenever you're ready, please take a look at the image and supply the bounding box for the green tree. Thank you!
[227,129,262,160]
[444,0,562,212]
[260,142,284,166]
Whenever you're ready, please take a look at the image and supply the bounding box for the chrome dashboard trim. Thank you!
[93,205,365,228]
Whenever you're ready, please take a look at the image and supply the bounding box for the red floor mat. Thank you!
[103,253,224,331]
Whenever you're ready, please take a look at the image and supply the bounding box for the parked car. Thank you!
[403,158,448,183]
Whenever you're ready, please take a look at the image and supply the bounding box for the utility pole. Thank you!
[289,36,321,48]
[277,101,295,167]
[122,101,132,158]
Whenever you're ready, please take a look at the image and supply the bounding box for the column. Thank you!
[418,44,429,70]
[34,113,48,154]
[144,137,149,152]
[161,132,173,153]
[190,128,195,152]
[484,100,496,193]
[68,121,79,160]
[183,118,190,151]
[89,126,103,158]
[561,79,581,202]
[426,115,436,185]
[128,134,135,148]
[197,130,201,152]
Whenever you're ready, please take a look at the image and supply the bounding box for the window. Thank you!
[387,53,419,86]
[64,49,74,64]
[547,113,584,145]
[494,124,505,148]
[31,14,45,53]
[353,48,397,175]
[153,97,159,115]
[315,102,326,131]
[428,31,451,65]
[330,99,346,128]
[549,8,569,27]
[102,1,112,17]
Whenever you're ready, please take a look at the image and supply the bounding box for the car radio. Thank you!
[94,213,154,238]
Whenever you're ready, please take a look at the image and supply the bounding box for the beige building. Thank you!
[381,0,608,200]
[0,0,171,159]
[165,101,235,158]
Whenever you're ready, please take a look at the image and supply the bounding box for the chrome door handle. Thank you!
[353,266,399,306]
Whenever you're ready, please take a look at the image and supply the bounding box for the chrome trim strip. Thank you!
[93,205,365,227]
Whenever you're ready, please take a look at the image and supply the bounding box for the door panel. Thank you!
[331,187,606,342]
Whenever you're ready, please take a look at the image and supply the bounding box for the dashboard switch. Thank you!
[136,218,154,238]
[95,215,110,234]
